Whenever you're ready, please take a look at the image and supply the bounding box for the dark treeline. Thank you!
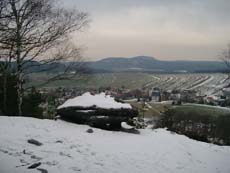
[158,106,230,146]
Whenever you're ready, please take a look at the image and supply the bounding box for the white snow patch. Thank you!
[121,122,134,129]
[0,116,230,173]
[58,92,132,110]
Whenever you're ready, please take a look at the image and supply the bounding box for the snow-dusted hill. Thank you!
[0,116,230,173]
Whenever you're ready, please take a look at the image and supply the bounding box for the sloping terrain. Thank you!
[11,56,227,74]
[28,73,229,96]
[87,56,227,73]
[0,116,230,173]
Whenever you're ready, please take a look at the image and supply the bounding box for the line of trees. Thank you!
[0,0,89,116]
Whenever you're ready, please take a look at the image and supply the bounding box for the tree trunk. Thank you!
[16,13,23,116]
[16,71,23,116]
[16,46,23,116]
[3,72,7,113]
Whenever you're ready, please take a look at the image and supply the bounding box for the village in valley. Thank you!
[38,73,230,114]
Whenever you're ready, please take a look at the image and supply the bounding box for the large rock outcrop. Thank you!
[57,92,138,129]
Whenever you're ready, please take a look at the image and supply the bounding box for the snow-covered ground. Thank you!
[0,116,230,173]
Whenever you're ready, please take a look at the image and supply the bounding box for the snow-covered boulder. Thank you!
[58,92,132,110]
[57,92,138,129]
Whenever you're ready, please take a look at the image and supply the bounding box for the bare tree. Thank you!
[222,42,230,71]
[0,0,89,116]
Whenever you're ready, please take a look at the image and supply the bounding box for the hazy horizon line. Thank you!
[85,55,223,62]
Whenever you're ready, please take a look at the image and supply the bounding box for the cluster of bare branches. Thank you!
[222,42,230,71]
[0,0,89,115]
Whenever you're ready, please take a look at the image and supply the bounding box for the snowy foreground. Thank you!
[0,117,230,173]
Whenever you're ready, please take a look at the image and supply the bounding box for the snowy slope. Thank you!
[0,116,230,173]
[58,92,132,109]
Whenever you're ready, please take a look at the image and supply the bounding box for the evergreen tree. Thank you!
[22,87,43,118]
[0,72,18,116]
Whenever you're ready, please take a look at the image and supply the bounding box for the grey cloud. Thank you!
[61,0,230,60]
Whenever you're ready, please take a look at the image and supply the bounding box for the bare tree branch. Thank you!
[221,42,230,72]
[0,0,90,115]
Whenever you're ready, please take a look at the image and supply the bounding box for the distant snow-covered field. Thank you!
[144,73,229,95]
[0,116,230,173]
[28,73,229,94]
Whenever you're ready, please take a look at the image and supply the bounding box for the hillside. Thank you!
[5,56,227,74]
[0,116,230,173]
[87,56,227,73]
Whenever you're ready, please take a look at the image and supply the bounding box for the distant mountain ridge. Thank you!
[86,56,227,73]
[2,56,227,74]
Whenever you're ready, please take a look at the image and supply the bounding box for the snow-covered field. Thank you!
[144,73,229,95]
[0,116,230,173]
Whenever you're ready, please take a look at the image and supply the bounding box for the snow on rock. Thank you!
[121,122,134,129]
[58,92,132,110]
[0,116,230,173]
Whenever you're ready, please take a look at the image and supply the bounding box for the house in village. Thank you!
[223,88,230,99]
[149,88,161,102]
[161,90,171,101]
[204,95,219,105]
[170,89,181,101]
[181,89,198,103]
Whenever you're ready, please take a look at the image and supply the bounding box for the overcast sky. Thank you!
[62,0,230,61]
